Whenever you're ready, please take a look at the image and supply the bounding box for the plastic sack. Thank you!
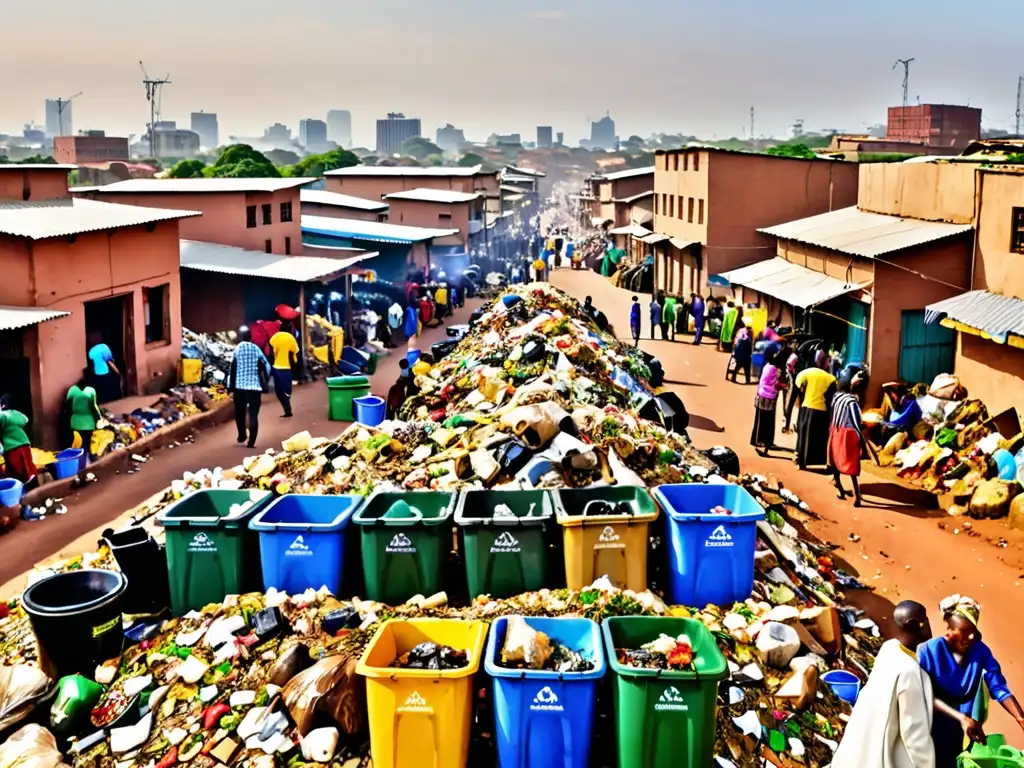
[282,655,364,736]
[500,616,553,670]
[756,622,801,669]
[0,725,68,768]
[0,666,51,733]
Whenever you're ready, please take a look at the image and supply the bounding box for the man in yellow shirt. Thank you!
[269,320,299,417]
[794,361,837,470]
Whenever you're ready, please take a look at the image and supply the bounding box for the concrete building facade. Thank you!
[44,99,73,138]
[886,104,981,149]
[54,134,130,165]
[326,110,352,149]
[376,113,421,156]
[383,189,484,250]
[190,112,220,150]
[299,119,329,154]
[537,126,553,149]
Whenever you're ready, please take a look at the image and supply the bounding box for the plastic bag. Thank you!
[0,666,51,733]
[500,616,553,670]
[0,725,68,768]
[282,655,364,736]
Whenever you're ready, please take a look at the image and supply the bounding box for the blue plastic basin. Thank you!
[484,616,605,768]
[652,483,765,607]
[354,395,386,427]
[822,669,861,704]
[249,494,363,594]
[0,478,23,508]
[53,448,84,480]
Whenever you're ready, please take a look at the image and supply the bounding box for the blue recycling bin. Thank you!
[484,616,605,768]
[652,483,765,607]
[249,494,363,594]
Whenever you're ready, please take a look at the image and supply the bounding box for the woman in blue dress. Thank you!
[918,595,1024,767]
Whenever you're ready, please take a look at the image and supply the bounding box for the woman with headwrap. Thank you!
[828,369,876,506]
[919,595,1024,768]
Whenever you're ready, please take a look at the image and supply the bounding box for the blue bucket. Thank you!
[822,669,861,704]
[405,349,421,366]
[354,395,386,427]
[652,483,765,607]
[484,616,605,768]
[0,478,24,508]
[53,449,85,480]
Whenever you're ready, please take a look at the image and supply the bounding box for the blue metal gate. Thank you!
[899,309,955,384]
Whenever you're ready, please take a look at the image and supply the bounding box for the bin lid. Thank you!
[353,490,455,526]
[250,494,362,531]
[652,482,765,523]
[157,489,271,527]
[327,375,369,388]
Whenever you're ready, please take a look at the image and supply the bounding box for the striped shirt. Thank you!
[831,392,863,430]
[229,341,270,392]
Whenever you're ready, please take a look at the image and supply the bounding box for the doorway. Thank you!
[0,329,32,420]
[84,294,136,400]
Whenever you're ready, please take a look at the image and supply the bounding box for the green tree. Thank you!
[265,149,301,166]
[458,152,484,167]
[167,159,207,178]
[2,154,56,164]
[400,137,443,161]
[765,143,817,159]
[211,158,281,178]
[282,148,360,177]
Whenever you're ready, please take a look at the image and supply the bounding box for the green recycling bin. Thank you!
[455,489,553,599]
[327,375,371,422]
[353,490,455,605]
[602,616,728,768]
[157,489,272,615]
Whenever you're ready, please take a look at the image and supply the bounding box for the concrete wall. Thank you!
[85,189,303,254]
[953,334,1024,416]
[974,169,1024,297]
[54,136,130,164]
[0,221,183,446]
[300,202,382,222]
[609,174,654,201]
[387,198,473,248]
[0,167,72,201]
[778,240,875,285]
[653,149,711,258]
[858,162,977,223]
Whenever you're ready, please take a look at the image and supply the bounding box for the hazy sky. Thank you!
[3,0,1021,147]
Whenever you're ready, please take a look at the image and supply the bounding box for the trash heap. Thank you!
[182,328,238,386]
[868,374,1024,519]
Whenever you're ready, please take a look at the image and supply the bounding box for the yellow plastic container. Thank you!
[357,618,487,768]
[179,357,203,385]
[554,486,659,592]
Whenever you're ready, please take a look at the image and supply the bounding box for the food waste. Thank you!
[498,616,594,673]
[391,642,468,670]
[617,633,694,670]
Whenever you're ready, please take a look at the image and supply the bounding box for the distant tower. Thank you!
[327,110,352,148]
[894,58,915,108]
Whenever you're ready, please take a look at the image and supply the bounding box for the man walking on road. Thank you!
[629,296,641,347]
[228,326,271,448]
[269,320,299,417]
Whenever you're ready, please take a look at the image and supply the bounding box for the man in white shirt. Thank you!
[832,601,936,768]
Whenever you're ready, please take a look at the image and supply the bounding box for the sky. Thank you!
[3,0,1022,148]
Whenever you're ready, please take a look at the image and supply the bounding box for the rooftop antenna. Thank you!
[894,58,914,108]
[55,92,82,136]
[1016,76,1023,137]
[139,61,171,158]
[750,106,755,141]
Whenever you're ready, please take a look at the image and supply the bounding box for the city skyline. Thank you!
[3,0,1023,147]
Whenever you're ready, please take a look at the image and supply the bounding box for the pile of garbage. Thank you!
[867,375,1024,518]
[181,328,238,386]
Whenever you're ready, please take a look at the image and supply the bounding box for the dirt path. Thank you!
[550,268,1024,744]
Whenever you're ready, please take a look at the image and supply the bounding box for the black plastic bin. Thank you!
[101,525,171,615]
[22,569,126,677]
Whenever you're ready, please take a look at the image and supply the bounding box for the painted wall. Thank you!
[857,162,976,224]
[387,198,474,247]
[0,167,72,201]
[953,334,1024,417]
[974,169,1024,298]
[83,189,303,254]
[0,221,183,446]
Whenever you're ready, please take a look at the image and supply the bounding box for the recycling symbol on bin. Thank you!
[530,686,564,711]
[490,532,521,553]
[655,686,689,711]
[704,525,734,548]
[598,526,620,543]
[386,533,416,553]
[286,535,312,556]
[398,691,432,712]
[188,533,216,552]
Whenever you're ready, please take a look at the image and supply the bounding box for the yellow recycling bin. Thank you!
[357,618,487,768]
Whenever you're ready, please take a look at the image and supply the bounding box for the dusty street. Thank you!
[549,267,1024,743]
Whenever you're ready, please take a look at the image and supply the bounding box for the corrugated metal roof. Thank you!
[504,165,545,177]
[80,178,315,194]
[301,214,457,244]
[324,165,482,177]
[638,232,669,245]
[0,306,70,331]
[180,241,376,282]
[502,174,536,184]
[718,257,866,309]
[384,188,480,204]
[596,166,655,181]
[925,290,1024,343]
[632,210,654,226]
[300,190,388,211]
[0,199,200,240]
[758,206,973,258]
[614,191,654,204]
[669,238,695,250]
[607,223,652,237]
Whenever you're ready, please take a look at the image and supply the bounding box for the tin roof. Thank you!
[596,166,655,181]
[614,191,654,204]
[324,165,482,177]
[300,189,388,212]
[384,188,480,204]
[758,206,973,258]
[301,215,457,244]
[79,177,315,194]
[0,306,70,331]
[638,232,670,245]
[925,290,1024,343]
[180,241,376,282]
[0,199,200,239]
[608,223,652,237]
[504,165,546,177]
[718,257,867,309]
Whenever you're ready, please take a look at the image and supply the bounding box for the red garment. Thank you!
[418,298,434,324]
[275,304,300,321]
[828,426,862,477]
[250,319,282,357]
[3,445,37,485]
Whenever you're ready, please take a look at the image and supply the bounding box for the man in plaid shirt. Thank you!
[228,326,271,448]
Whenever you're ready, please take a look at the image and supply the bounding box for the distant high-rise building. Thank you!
[299,119,329,154]
[376,113,421,156]
[45,99,73,137]
[154,121,177,131]
[191,112,220,150]
[590,114,617,151]
[556,132,564,147]
[436,123,466,152]
[537,126,553,148]
[487,133,522,147]
[263,123,292,147]
[327,110,352,148]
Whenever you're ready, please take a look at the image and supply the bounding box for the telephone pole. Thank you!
[139,61,171,158]
[55,93,82,136]
[894,58,915,108]
[750,106,755,142]
[1016,76,1023,137]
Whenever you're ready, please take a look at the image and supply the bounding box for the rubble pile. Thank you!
[181,328,238,386]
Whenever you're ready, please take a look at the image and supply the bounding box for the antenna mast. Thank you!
[750,106,755,142]
[55,92,82,136]
[1017,76,1023,137]
[893,58,915,108]
[140,61,171,158]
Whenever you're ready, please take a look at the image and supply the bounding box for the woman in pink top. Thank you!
[750,350,788,456]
